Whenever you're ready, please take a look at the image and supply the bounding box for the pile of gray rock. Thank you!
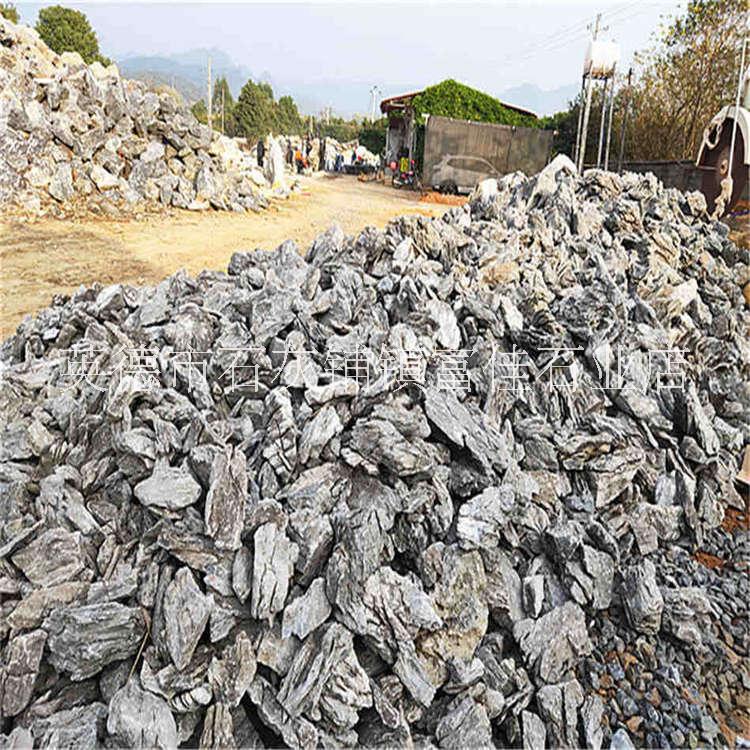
[0,17,279,215]
[0,155,748,749]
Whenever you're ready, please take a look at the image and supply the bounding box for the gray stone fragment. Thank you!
[278,622,371,730]
[521,709,546,750]
[44,602,146,680]
[0,629,47,716]
[106,678,177,749]
[31,702,108,749]
[163,567,212,669]
[48,162,73,201]
[621,560,663,635]
[11,528,85,587]
[581,695,604,750]
[282,578,332,640]
[0,727,33,749]
[610,728,636,750]
[248,675,319,749]
[200,703,234,749]
[251,522,298,620]
[522,575,545,618]
[205,446,247,551]
[90,164,118,190]
[208,631,256,707]
[134,464,202,510]
[513,602,592,683]
[298,404,342,465]
[435,695,492,749]
[661,587,716,652]
[457,486,515,550]
[7,581,89,630]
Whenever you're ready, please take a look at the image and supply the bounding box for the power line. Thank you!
[495,0,646,70]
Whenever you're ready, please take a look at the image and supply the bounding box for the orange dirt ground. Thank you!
[0,174,448,338]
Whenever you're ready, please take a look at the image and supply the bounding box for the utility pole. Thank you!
[207,56,213,131]
[221,85,225,135]
[617,67,633,171]
[577,12,601,173]
[603,67,617,170]
[369,86,380,122]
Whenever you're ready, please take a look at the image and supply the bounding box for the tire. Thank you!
[700,127,747,216]
[438,180,457,195]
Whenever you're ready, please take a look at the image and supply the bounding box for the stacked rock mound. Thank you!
[0,18,274,215]
[1,157,749,749]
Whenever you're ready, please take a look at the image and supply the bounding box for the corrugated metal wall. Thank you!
[423,115,553,190]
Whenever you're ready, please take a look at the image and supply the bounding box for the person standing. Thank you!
[256,138,265,168]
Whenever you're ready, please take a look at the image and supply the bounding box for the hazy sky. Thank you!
[17,1,685,113]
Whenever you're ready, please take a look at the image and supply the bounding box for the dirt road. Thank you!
[0,174,448,337]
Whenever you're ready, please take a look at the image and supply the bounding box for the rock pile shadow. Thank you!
[0,156,748,749]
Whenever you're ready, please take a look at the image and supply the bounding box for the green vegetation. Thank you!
[275,95,304,136]
[357,118,387,154]
[0,3,19,22]
[198,79,304,140]
[412,79,539,128]
[35,5,110,65]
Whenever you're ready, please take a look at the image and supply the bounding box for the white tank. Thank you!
[583,40,620,78]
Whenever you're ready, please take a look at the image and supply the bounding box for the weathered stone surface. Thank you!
[250,522,298,621]
[278,623,371,730]
[163,567,212,670]
[514,602,592,683]
[0,629,47,716]
[205,446,247,551]
[134,465,202,510]
[31,703,107,749]
[281,578,331,640]
[621,561,664,635]
[107,678,178,749]
[11,528,85,587]
[43,602,146,680]
[208,631,256,707]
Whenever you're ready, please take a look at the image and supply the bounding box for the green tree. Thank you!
[191,98,208,125]
[234,79,275,139]
[275,95,303,135]
[212,77,237,135]
[0,3,19,22]
[35,5,110,65]
[358,117,388,154]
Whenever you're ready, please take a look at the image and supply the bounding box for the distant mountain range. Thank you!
[118,49,256,105]
[118,49,578,118]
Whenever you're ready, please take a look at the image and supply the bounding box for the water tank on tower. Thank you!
[583,40,621,79]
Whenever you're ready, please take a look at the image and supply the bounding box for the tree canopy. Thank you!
[234,79,276,140]
[0,3,19,23]
[412,79,539,128]
[625,0,745,160]
[542,0,746,163]
[275,96,303,135]
[35,5,110,65]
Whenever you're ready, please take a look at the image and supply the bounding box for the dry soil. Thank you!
[0,174,447,337]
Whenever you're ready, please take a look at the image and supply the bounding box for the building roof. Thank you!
[380,88,538,119]
[379,90,424,114]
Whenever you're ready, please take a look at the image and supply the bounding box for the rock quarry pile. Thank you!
[0,156,749,750]
[0,17,281,215]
